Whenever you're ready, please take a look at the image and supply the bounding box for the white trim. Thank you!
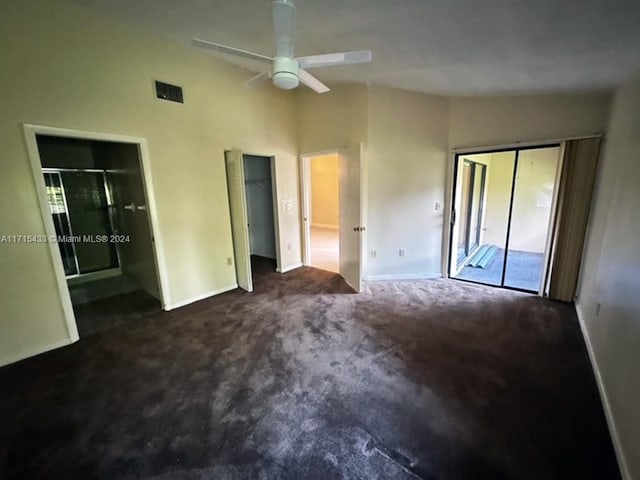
[311,223,339,230]
[164,284,238,311]
[23,124,171,327]
[277,262,303,273]
[452,133,603,154]
[24,126,80,343]
[269,156,283,274]
[0,338,76,368]
[366,272,442,281]
[575,303,630,480]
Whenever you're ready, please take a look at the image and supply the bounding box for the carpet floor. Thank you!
[0,267,619,479]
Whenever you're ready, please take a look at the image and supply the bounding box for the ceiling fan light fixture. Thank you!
[191,0,372,94]
[272,56,300,89]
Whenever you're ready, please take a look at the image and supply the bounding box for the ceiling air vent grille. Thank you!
[155,81,183,104]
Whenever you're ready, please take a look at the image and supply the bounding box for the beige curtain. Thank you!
[547,137,602,301]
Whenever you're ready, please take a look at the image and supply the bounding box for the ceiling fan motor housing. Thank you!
[272,56,300,89]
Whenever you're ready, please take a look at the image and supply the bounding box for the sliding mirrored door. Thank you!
[503,147,560,291]
[449,145,561,293]
[43,168,119,277]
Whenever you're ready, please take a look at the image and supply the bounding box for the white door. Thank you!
[339,144,365,292]
[225,149,253,292]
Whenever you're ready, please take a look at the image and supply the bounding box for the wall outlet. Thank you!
[227,257,233,266]
[399,249,405,257]
[370,250,377,258]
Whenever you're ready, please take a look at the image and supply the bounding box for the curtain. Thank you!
[547,137,602,301]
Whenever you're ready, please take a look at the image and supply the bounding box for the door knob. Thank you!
[353,226,366,232]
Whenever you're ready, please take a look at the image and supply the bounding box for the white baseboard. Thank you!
[164,284,238,311]
[575,302,630,480]
[0,337,76,368]
[277,262,303,273]
[311,223,338,230]
[366,272,442,281]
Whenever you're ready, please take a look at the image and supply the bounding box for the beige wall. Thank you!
[449,94,611,149]
[296,84,368,154]
[310,154,339,228]
[0,0,300,365]
[577,78,640,480]
[366,86,449,277]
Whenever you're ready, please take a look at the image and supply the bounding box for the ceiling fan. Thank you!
[192,0,372,94]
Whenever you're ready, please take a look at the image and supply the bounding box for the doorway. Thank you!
[300,145,365,292]
[449,145,561,293]
[243,155,278,283]
[224,150,281,292]
[305,153,340,273]
[26,127,168,338]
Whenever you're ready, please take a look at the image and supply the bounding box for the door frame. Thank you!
[225,150,283,283]
[241,152,283,274]
[23,123,171,341]
[299,148,341,268]
[445,142,562,295]
[299,146,367,290]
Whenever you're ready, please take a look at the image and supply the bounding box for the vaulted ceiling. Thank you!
[71,0,640,95]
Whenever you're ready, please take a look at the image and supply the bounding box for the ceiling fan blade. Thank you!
[192,38,273,64]
[298,69,330,94]
[272,0,295,58]
[297,50,372,69]
[245,71,271,88]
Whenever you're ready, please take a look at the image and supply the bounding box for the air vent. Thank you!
[154,81,183,104]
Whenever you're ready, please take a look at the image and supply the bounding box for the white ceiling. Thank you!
[71,0,640,95]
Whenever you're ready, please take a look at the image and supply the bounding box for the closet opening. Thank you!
[35,133,163,336]
[449,145,561,293]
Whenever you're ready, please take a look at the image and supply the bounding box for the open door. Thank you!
[339,144,364,292]
[225,149,253,292]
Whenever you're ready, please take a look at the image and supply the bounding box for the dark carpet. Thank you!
[68,275,163,337]
[0,267,619,479]
[73,288,162,337]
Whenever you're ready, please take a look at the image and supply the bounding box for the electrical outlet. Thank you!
[399,249,405,257]
[370,250,377,258]
[227,257,233,266]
